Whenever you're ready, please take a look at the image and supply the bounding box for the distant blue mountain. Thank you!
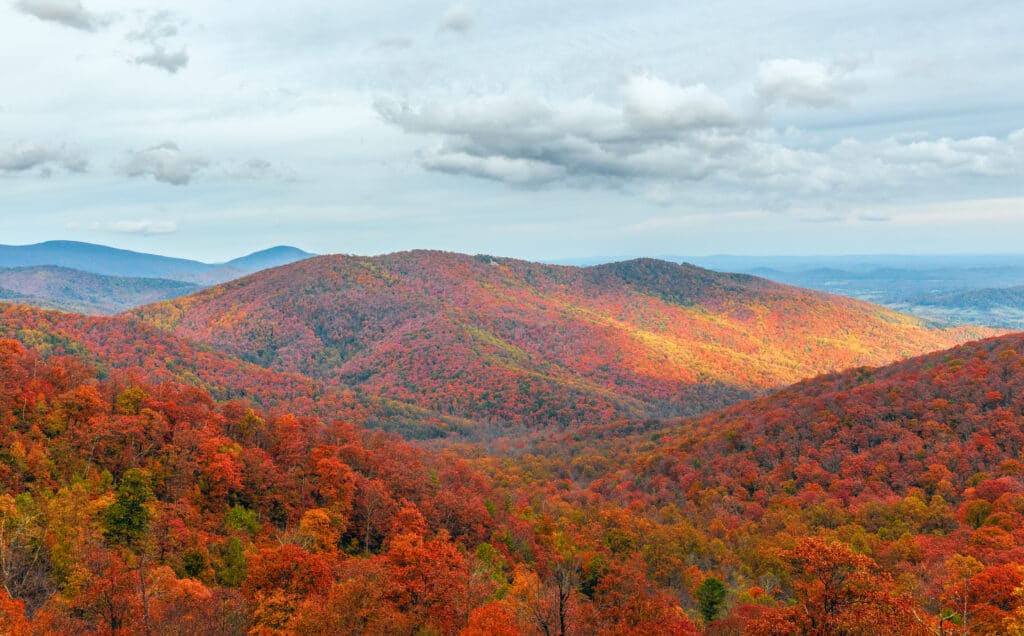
[225,246,316,272]
[0,241,315,283]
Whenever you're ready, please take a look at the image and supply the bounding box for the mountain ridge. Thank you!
[0,265,200,315]
[131,249,995,427]
[0,240,315,283]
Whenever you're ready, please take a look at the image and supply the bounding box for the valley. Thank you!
[0,246,1019,633]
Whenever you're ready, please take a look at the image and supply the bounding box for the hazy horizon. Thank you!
[9,238,1024,269]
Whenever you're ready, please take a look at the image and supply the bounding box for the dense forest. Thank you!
[132,252,990,427]
[0,255,1021,633]
[0,267,199,315]
[0,336,702,634]
[469,333,1024,634]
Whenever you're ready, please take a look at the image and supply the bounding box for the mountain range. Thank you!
[494,329,1024,633]
[0,242,314,314]
[1,242,1023,632]
[0,241,314,284]
[130,250,993,427]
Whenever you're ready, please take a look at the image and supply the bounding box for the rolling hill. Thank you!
[0,241,315,284]
[1,320,676,635]
[0,266,200,315]
[475,331,1024,633]
[0,304,463,437]
[132,250,995,427]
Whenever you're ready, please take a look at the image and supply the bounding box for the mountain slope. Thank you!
[225,245,316,271]
[481,331,1024,633]
[0,241,212,280]
[0,241,314,284]
[0,304,463,437]
[0,329,681,634]
[0,266,199,314]
[132,250,994,427]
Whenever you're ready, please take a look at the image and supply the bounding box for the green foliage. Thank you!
[217,537,247,587]
[102,468,153,550]
[695,576,727,622]
[181,549,209,579]
[474,542,510,597]
[225,504,261,535]
[965,500,992,529]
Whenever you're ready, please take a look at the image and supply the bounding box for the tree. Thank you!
[0,588,31,636]
[696,576,727,622]
[747,538,925,635]
[103,469,154,551]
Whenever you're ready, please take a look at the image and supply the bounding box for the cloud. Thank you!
[14,0,104,31]
[127,11,189,73]
[121,142,208,185]
[0,142,86,174]
[223,158,297,181]
[439,2,473,33]
[133,45,189,74]
[879,135,1013,176]
[106,219,178,235]
[421,150,566,185]
[126,10,180,42]
[622,75,737,131]
[377,69,1024,201]
[755,59,858,108]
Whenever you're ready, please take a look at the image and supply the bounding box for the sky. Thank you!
[1,0,1023,262]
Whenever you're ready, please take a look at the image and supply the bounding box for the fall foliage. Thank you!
[132,252,990,427]
[0,253,1021,634]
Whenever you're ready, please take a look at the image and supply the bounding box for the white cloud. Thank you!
[14,0,104,31]
[126,10,180,42]
[223,158,296,181]
[133,46,189,74]
[439,2,473,33]
[755,59,858,108]
[127,11,189,73]
[622,75,737,131]
[422,150,565,185]
[2,1,1024,257]
[0,142,86,174]
[376,74,1024,200]
[121,142,208,185]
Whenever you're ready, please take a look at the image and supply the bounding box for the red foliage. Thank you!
[129,252,989,427]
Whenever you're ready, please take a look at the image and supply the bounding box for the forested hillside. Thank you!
[0,305,464,438]
[0,335,701,634]
[132,251,992,427]
[473,332,1024,633]
[0,266,199,315]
